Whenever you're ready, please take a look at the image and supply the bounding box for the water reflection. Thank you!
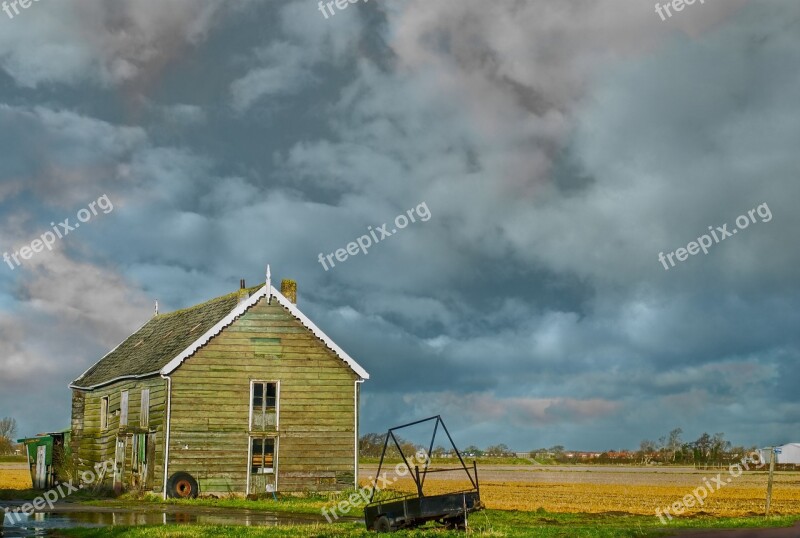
[2,507,335,537]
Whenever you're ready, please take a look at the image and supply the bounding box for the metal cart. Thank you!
[364,415,484,532]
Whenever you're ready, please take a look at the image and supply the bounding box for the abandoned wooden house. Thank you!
[68,270,369,497]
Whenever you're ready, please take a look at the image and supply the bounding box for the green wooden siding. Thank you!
[167,296,359,494]
[71,377,167,492]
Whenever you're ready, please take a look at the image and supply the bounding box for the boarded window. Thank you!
[251,437,275,474]
[100,397,109,430]
[252,337,281,358]
[120,391,129,427]
[251,382,277,430]
[140,389,150,428]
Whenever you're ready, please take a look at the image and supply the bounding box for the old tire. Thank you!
[373,515,392,533]
[167,472,199,499]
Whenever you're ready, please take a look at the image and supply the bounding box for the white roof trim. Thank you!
[270,286,370,380]
[160,285,369,380]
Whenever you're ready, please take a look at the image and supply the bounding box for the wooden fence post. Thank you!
[765,448,776,517]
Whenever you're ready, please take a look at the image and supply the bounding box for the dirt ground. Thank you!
[360,464,800,517]
[0,462,32,490]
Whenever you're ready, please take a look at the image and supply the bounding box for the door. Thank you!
[130,434,148,490]
[35,445,47,489]
[113,438,125,492]
[248,436,277,494]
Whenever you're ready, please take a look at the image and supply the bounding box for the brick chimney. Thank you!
[280,279,297,304]
[237,279,249,304]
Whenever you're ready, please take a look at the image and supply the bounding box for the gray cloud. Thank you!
[1,0,798,450]
[0,0,232,87]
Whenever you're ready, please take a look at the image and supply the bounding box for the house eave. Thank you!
[69,370,161,391]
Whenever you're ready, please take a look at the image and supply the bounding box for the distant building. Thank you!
[69,272,369,498]
[759,443,800,465]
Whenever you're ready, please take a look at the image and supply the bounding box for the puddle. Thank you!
[2,506,345,537]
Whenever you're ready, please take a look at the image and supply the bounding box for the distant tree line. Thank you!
[361,427,757,467]
[530,428,757,466]
[637,428,756,466]
[359,433,516,459]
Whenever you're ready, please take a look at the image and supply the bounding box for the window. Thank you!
[100,397,109,429]
[140,389,150,428]
[250,437,275,474]
[251,382,278,430]
[120,391,129,427]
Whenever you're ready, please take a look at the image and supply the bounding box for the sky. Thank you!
[0,0,798,452]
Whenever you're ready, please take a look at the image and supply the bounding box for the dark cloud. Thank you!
[0,0,798,450]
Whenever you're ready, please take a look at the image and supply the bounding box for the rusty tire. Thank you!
[167,472,198,499]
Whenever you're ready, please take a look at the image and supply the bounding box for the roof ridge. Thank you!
[154,282,264,319]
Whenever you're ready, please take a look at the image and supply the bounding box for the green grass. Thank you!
[82,488,401,517]
[52,523,370,538]
[0,455,26,463]
[1,486,117,502]
[0,488,40,500]
[51,506,800,538]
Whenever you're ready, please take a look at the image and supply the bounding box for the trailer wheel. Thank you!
[167,472,199,499]
[373,515,392,532]
[443,517,466,530]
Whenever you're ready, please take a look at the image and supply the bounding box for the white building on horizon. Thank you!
[759,443,800,464]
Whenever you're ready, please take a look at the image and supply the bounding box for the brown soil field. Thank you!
[360,464,800,517]
[0,463,32,490]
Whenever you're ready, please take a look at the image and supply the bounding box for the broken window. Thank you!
[250,437,275,474]
[251,381,278,430]
[100,396,109,430]
[140,389,150,428]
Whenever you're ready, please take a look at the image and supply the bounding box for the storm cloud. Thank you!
[1,0,798,451]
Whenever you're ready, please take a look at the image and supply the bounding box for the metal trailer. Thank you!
[364,415,484,532]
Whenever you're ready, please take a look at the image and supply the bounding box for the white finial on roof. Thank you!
[154,300,159,316]
[266,264,272,304]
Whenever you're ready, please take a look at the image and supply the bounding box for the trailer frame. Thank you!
[364,415,484,532]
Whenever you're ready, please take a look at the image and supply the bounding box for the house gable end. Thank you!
[160,285,369,380]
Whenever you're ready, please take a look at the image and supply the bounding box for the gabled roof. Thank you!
[70,283,369,390]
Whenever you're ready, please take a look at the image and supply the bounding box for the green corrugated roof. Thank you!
[72,285,263,389]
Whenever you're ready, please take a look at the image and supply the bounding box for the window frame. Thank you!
[249,380,280,431]
[246,434,279,493]
[249,436,276,474]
